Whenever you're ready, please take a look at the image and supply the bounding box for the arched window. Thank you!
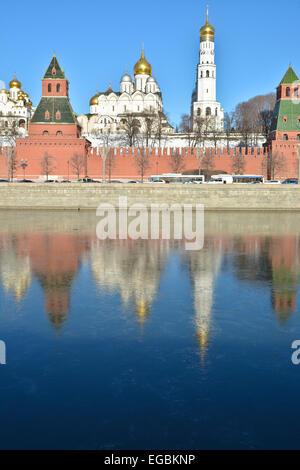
[297,134,300,140]
[286,87,290,97]
[45,110,50,120]
[206,107,211,116]
[56,111,61,120]
[283,134,289,141]
[201,71,203,78]
[197,108,201,116]
[294,88,298,97]
[43,130,49,135]
[56,84,61,93]
[215,108,218,116]
[56,131,62,135]
[48,84,52,92]
[206,70,209,78]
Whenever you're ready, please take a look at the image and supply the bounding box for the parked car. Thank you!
[60,180,72,183]
[78,178,100,183]
[264,180,281,184]
[44,180,59,183]
[127,180,137,184]
[18,179,34,183]
[152,179,166,184]
[0,179,8,183]
[282,179,298,185]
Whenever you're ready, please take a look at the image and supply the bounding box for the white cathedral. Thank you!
[0,75,33,136]
[77,48,173,137]
[191,8,224,132]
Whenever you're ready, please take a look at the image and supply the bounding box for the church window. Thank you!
[124,105,127,112]
[45,110,50,120]
[197,108,201,116]
[56,84,61,93]
[215,108,218,116]
[206,107,211,116]
[56,111,61,120]
[201,71,203,78]
[112,106,115,112]
[286,87,290,97]
[48,84,52,92]
[5,121,8,127]
[206,71,209,78]
[283,134,288,141]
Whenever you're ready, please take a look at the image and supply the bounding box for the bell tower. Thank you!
[192,7,224,132]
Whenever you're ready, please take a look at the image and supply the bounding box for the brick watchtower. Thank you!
[267,65,300,180]
[16,54,90,180]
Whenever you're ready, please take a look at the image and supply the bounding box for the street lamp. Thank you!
[20,159,28,180]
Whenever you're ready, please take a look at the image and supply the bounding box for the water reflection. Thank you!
[0,212,299,347]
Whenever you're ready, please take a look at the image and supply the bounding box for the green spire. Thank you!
[43,54,65,79]
[280,65,299,85]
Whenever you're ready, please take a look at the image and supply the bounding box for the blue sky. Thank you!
[1,0,299,127]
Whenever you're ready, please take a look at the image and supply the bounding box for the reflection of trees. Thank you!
[90,240,169,325]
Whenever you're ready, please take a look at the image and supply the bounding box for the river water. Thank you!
[0,210,300,450]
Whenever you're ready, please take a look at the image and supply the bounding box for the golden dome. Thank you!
[23,92,29,98]
[134,48,152,76]
[200,7,215,40]
[9,75,21,89]
[90,91,99,106]
[0,89,8,95]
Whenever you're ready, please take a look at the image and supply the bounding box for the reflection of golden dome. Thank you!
[89,92,99,106]
[200,7,215,40]
[9,75,22,89]
[134,48,152,76]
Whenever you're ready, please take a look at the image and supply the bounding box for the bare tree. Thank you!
[169,150,186,174]
[9,149,18,182]
[70,153,85,180]
[231,152,246,175]
[201,152,215,179]
[224,112,235,151]
[106,148,116,182]
[262,151,286,180]
[120,114,141,147]
[134,148,151,182]
[210,117,221,151]
[259,109,274,141]
[40,152,56,181]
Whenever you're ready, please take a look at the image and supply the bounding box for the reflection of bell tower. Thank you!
[90,240,169,325]
[187,243,222,361]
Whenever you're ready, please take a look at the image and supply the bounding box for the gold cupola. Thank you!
[134,48,152,76]
[89,91,99,106]
[9,74,22,89]
[200,6,215,42]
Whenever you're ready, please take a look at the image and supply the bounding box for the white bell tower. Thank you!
[192,7,224,132]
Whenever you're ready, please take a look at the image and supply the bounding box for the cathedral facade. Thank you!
[0,75,33,136]
[77,48,173,139]
[191,8,224,132]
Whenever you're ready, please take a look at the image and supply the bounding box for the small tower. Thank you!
[192,7,224,132]
[269,65,300,143]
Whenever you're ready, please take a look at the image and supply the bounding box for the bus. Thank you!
[232,175,264,184]
[209,175,233,184]
[150,174,205,184]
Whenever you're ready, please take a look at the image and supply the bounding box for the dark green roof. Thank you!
[280,66,299,85]
[271,99,300,132]
[31,97,76,124]
[43,55,65,80]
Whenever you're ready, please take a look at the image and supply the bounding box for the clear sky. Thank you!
[1,0,299,128]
